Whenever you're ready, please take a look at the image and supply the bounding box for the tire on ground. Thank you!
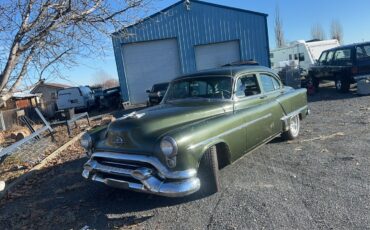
[312,76,320,90]
[282,114,300,140]
[335,76,350,93]
[197,146,220,196]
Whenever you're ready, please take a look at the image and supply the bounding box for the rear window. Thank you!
[356,45,370,60]
[58,88,82,96]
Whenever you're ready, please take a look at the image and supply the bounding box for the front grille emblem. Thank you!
[113,136,125,145]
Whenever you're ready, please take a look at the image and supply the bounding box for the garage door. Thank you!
[195,40,241,71]
[122,39,181,104]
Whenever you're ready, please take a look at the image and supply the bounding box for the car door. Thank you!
[321,50,335,80]
[233,73,274,154]
[257,73,285,139]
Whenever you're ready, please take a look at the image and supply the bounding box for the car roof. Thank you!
[174,65,273,80]
[324,41,370,52]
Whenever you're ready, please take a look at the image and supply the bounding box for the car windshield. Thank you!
[152,83,169,92]
[164,76,233,101]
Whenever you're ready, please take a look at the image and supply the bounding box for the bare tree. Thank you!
[274,5,285,48]
[311,23,326,41]
[92,78,119,89]
[91,69,119,89]
[0,0,151,105]
[330,20,343,44]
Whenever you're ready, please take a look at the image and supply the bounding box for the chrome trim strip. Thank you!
[188,113,272,150]
[281,105,308,121]
[90,152,196,179]
[281,105,308,131]
[85,159,133,177]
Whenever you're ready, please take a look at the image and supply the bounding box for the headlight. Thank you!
[80,133,93,151]
[160,136,178,157]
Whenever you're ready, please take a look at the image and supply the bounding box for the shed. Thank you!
[30,81,70,117]
[112,0,270,105]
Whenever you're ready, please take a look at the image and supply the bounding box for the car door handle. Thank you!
[259,95,267,99]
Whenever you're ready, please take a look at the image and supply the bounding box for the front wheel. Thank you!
[335,76,350,93]
[312,77,320,90]
[282,114,300,140]
[197,146,220,196]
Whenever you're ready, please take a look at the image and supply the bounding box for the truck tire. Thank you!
[335,76,350,93]
[282,114,300,140]
[198,146,220,196]
[312,77,320,90]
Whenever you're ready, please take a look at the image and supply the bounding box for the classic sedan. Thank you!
[81,65,309,197]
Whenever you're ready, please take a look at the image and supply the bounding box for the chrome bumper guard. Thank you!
[281,105,309,131]
[82,152,200,197]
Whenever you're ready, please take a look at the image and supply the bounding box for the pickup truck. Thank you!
[308,42,370,92]
[80,64,309,197]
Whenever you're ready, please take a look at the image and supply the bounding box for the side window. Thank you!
[260,74,280,92]
[326,51,334,63]
[235,75,261,97]
[299,53,305,61]
[356,45,370,60]
[271,77,281,90]
[318,51,328,63]
[334,49,351,64]
[51,92,57,99]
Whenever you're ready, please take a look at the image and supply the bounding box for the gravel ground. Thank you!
[0,84,369,230]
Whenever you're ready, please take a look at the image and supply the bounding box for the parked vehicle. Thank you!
[99,87,121,109]
[81,65,309,197]
[146,82,169,106]
[308,42,370,92]
[270,39,340,75]
[56,86,95,110]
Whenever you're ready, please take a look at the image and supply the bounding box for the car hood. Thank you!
[95,101,232,153]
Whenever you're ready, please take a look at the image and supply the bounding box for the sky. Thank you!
[56,0,370,87]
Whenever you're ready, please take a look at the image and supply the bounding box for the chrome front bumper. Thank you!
[82,152,200,197]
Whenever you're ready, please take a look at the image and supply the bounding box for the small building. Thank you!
[30,81,70,117]
[0,92,40,130]
[112,0,270,105]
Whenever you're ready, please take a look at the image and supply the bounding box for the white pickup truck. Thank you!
[56,86,95,110]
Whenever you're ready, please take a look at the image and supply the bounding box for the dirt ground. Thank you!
[0,84,369,230]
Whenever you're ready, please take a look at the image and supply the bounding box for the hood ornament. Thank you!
[120,111,146,120]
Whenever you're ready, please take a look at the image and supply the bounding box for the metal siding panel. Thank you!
[112,37,129,101]
[112,2,269,103]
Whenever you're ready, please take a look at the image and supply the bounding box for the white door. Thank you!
[195,41,241,71]
[122,39,181,104]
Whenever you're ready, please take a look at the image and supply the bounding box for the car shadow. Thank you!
[0,157,203,229]
[308,83,359,102]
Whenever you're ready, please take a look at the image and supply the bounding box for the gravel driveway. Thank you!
[0,85,369,230]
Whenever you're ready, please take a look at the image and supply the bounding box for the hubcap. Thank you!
[336,80,342,90]
[289,115,300,137]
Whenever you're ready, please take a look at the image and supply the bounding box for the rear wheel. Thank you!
[335,76,350,93]
[282,114,300,140]
[197,146,220,196]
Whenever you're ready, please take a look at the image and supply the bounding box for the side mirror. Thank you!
[146,90,150,93]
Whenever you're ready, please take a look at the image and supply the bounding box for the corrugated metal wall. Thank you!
[112,0,269,102]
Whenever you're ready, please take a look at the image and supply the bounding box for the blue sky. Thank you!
[57,0,370,86]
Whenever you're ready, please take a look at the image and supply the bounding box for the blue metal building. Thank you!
[112,0,270,105]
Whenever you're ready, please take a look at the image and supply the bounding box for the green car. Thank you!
[81,65,309,197]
